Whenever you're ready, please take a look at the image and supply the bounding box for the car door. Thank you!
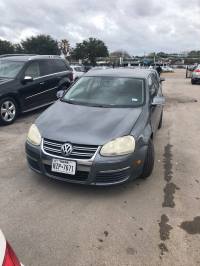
[19,61,45,111]
[38,59,60,104]
[149,74,161,134]
[39,59,70,103]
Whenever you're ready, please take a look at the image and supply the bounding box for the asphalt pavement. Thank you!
[0,69,200,266]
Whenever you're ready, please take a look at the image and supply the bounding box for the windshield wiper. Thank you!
[61,99,77,105]
[88,104,111,108]
[62,99,114,108]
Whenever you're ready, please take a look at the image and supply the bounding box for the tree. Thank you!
[59,39,70,57]
[110,50,131,58]
[21,35,60,55]
[188,51,200,57]
[72,37,109,65]
[156,52,168,58]
[0,39,15,55]
[148,52,156,58]
[14,43,24,53]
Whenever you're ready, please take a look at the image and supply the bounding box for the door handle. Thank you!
[40,82,45,85]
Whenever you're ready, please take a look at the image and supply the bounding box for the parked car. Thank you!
[0,55,73,125]
[83,65,93,72]
[161,66,174,73]
[89,66,112,71]
[191,65,200,84]
[0,230,23,265]
[70,65,85,81]
[26,68,165,186]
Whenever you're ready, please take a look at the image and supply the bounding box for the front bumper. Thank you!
[25,141,147,185]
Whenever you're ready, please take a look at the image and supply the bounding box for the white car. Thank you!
[70,65,85,81]
[161,66,174,72]
[191,65,200,84]
[0,230,23,266]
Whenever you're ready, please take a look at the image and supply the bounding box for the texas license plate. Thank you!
[51,159,76,175]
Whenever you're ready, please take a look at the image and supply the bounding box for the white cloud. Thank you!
[0,0,199,54]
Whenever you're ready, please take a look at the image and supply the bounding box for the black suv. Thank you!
[0,55,73,125]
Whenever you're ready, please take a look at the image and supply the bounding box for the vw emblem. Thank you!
[61,143,73,157]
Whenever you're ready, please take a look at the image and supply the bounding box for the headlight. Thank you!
[27,124,41,146]
[100,136,135,156]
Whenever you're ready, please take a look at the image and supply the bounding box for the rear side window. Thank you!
[40,60,53,76]
[52,59,68,73]
[39,59,69,76]
[25,62,40,78]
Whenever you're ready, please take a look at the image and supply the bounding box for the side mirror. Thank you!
[160,77,165,82]
[23,76,33,83]
[56,90,65,99]
[152,96,165,106]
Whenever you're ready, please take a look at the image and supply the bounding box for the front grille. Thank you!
[43,138,98,160]
[96,168,130,183]
[44,165,89,181]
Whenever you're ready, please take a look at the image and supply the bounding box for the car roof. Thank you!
[0,55,62,62]
[85,68,156,79]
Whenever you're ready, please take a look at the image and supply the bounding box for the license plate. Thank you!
[51,159,76,175]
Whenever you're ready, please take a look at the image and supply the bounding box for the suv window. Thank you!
[25,62,40,78]
[52,59,68,73]
[40,60,53,76]
[40,59,69,76]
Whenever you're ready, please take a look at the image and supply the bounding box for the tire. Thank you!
[191,79,196,85]
[158,111,163,129]
[140,139,155,179]
[0,97,18,125]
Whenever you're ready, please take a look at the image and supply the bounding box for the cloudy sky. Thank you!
[0,0,199,55]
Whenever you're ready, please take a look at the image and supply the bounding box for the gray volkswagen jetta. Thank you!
[26,68,165,185]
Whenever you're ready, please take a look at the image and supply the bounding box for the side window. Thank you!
[149,74,159,98]
[40,60,53,76]
[148,76,155,97]
[39,59,67,76]
[52,59,67,73]
[25,62,40,78]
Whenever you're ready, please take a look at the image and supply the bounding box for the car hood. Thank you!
[36,101,143,145]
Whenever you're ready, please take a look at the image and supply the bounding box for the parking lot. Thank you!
[0,69,200,266]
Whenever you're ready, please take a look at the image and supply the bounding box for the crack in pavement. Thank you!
[163,144,173,182]
[159,214,173,241]
[158,140,179,257]
[162,182,180,208]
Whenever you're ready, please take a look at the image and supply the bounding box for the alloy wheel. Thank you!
[1,100,16,122]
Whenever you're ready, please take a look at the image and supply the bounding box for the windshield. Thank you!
[63,76,145,108]
[0,60,25,78]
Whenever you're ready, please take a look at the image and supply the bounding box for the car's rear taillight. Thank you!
[194,69,200,72]
[2,242,21,266]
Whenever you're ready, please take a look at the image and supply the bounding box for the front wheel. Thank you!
[140,139,155,179]
[0,97,18,125]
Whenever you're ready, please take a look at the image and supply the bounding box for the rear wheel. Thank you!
[140,139,155,179]
[191,79,196,85]
[0,97,18,125]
